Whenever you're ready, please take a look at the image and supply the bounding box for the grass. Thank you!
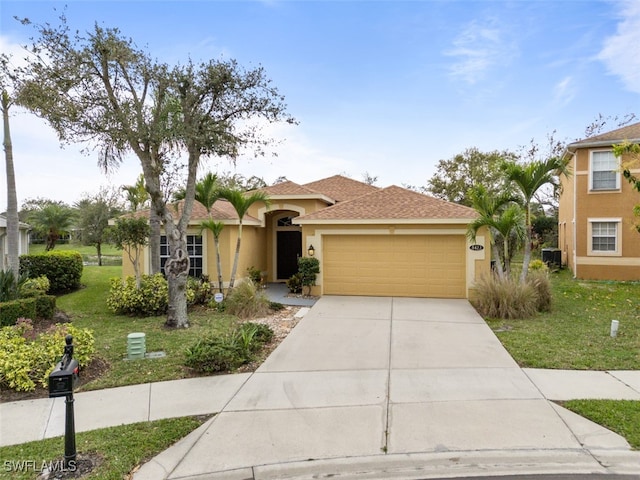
[29,242,122,266]
[485,268,640,370]
[562,400,640,449]
[0,416,208,480]
[55,265,243,391]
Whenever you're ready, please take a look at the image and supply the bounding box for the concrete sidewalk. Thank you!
[1,297,640,479]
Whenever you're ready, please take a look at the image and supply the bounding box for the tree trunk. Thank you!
[214,236,223,294]
[228,226,242,290]
[2,91,19,279]
[96,242,103,266]
[149,208,161,274]
[520,210,532,283]
[163,221,190,328]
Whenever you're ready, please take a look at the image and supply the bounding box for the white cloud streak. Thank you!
[598,0,640,94]
[444,18,516,85]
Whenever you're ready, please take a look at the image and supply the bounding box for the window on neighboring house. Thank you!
[590,221,619,254]
[590,150,619,190]
[160,234,203,278]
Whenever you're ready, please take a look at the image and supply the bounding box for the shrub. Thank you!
[0,321,95,392]
[184,322,274,373]
[106,274,169,316]
[19,275,51,297]
[187,276,212,306]
[0,269,27,302]
[246,266,263,285]
[527,270,552,312]
[225,280,271,319]
[286,273,303,294]
[0,298,37,327]
[528,259,549,273]
[472,275,538,320]
[297,257,320,295]
[20,251,83,293]
[34,295,57,319]
[108,274,215,316]
[184,334,245,373]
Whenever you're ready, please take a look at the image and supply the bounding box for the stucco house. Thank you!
[123,175,491,299]
[558,122,640,281]
[0,214,31,271]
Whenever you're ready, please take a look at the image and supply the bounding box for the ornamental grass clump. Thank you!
[222,280,271,319]
[472,275,538,320]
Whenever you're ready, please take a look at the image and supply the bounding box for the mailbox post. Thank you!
[48,334,79,470]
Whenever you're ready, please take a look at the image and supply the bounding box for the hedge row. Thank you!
[20,251,83,293]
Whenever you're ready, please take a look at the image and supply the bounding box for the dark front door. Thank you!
[277,230,302,280]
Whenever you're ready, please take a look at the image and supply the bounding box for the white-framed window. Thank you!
[590,150,620,191]
[587,219,621,256]
[160,234,204,278]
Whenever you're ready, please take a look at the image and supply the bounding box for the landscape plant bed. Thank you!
[485,268,640,370]
[1,265,300,401]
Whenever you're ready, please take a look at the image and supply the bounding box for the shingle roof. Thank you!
[123,199,258,224]
[296,185,477,222]
[569,121,640,147]
[258,180,321,196]
[302,175,380,202]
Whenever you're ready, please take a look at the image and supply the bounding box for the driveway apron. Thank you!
[135,297,632,479]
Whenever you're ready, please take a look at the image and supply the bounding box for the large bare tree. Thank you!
[13,17,294,327]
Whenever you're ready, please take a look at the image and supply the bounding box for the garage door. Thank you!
[323,235,466,298]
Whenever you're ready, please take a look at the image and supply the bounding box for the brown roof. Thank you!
[123,199,258,224]
[569,121,640,148]
[296,185,477,222]
[258,180,321,196]
[302,175,380,202]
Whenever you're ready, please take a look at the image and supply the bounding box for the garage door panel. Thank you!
[323,235,466,298]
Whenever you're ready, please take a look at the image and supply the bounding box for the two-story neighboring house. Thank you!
[558,122,640,281]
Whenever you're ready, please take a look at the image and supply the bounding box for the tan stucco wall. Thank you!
[558,153,575,269]
[300,223,490,298]
[562,148,640,280]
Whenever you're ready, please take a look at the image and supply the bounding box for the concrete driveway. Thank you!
[135,296,639,480]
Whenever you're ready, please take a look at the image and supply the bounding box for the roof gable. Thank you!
[302,175,380,202]
[296,185,477,222]
[569,121,640,148]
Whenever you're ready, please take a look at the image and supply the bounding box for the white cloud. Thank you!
[444,18,516,85]
[598,0,640,94]
[553,76,576,106]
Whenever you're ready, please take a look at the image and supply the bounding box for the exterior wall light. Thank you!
[308,244,315,256]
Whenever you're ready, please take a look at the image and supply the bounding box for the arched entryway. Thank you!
[274,212,302,281]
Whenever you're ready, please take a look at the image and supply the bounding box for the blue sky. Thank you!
[1,0,640,209]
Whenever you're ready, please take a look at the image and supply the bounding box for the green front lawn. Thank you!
[0,416,208,480]
[563,400,640,449]
[486,268,640,370]
[56,266,241,391]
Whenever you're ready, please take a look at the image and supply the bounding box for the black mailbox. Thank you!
[48,358,79,398]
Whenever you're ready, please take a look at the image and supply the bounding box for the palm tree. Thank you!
[201,219,225,293]
[467,185,526,279]
[217,188,270,289]
[2,89,19,278]
[121,174,149,211]
[502,157,569,282]
[180,172,226,293]
[28,204,76,251]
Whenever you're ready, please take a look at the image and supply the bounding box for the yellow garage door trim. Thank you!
[323,235,466,298]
